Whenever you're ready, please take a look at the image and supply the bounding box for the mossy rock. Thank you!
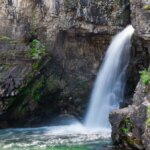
[120,117,134,134]
[64,0,77,10]
[0,35,16,44]
[32,79,45,102]
[0,35,11,41]
[143,5,150,10]
[126,134,143,149]
[119,117,143,149]
[140,69,150,85]
[145,105,150,128]
[26,39,46,60]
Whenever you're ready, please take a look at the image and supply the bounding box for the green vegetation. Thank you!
[143,5,150,10]
[146,118,150,127]
[126,136,143,149]
[32,61,40,70]
[16,74,62,104]
[140,70,150,85]
[32,82,43,101]
[27,39,46,59]
[0,35,16,44]
[121,127,129,134]
[121,118,133,134]
[120,118,142,148]
[0,35,11,41]
[31,77,45,102]
[145,106,150,128]
[10,76,45,117]
[147,106,150,113]
[17,76,45,105]
[32,58,44,71]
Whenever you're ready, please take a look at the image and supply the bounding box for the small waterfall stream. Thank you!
[85,25,135,129]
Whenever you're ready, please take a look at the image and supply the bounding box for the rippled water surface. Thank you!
[0,120,111,150]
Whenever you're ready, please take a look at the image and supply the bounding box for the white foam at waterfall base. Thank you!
[85,25,135,129]
[0,121,111,149]
[1,121,110,137]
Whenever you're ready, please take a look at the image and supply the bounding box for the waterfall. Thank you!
[85,25,135,129]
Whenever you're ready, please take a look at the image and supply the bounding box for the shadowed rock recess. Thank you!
[0,0,150,149]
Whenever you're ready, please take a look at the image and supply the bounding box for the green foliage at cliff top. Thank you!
[140,70,150,85]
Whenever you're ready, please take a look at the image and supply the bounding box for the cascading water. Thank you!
[85,25,135,129]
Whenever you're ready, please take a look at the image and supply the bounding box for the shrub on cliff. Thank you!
[140,70,150,85]
[27,39,46,59]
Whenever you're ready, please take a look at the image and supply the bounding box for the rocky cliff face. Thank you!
[110,0,150,149]
[0,0,131,127]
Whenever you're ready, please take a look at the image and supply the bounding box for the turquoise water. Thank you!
[0,141,111,150]
[0,124,111,150]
